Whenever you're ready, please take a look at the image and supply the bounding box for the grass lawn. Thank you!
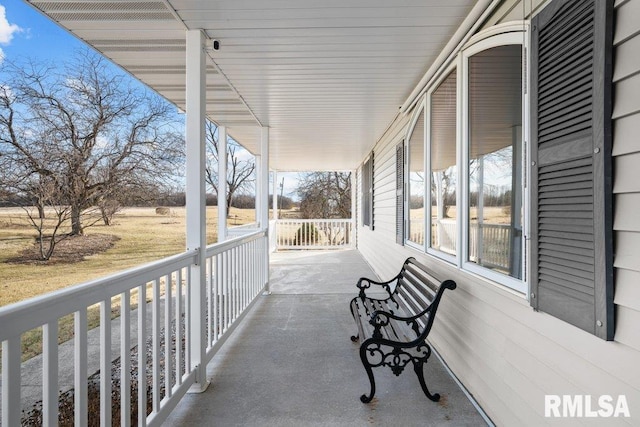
[0,206,257,307]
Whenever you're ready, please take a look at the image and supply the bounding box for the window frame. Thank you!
[459,29,530,294]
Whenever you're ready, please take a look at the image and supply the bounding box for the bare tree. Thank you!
[0,50,183,245]
[296,172,351,219]
[0,50,183,259]
[204,121,255,212]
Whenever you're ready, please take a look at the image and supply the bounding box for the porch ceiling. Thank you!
[27,0,476,171]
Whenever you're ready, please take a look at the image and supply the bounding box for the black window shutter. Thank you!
[396,141,405,244]
[530,0,614,340]
[362,154,374,228]
[362,159,370,227]
[370,151,375,231]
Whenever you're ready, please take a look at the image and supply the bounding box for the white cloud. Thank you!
[0,5,22,45]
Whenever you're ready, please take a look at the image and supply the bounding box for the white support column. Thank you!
[185,29,209,393]
[258,127,270,229]
[259,127,270,293]
[218,125,228,242]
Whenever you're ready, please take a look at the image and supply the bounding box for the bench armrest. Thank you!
[356,275,397,299]
[369,306,432,340]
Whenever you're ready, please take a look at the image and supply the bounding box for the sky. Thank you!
[0,0,304,200]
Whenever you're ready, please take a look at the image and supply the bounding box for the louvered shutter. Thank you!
[396,141,405,244]
[370,152,375,231]
[530,0,614,339]
[362,155,373,228]
[362,160,370,227]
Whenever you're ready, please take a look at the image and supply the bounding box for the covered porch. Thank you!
[0,1,563,425]
[164,250,487,426]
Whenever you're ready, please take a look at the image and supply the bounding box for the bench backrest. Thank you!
[394,257,456,337]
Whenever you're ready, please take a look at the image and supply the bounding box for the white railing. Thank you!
[432,220,511,270]
[410,219,511,270]
[469,223,512,271]
[275,219,354,250]
[203,230,268,362]
[0,230,268,427]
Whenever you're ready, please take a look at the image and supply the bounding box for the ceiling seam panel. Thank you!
[162,0,263,130]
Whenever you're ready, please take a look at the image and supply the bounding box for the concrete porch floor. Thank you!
[164,250,488,426]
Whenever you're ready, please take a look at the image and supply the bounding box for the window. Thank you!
[401,29,528,292]
[428,69,458,257]
[406,104,426,246]
[466,44,523,280]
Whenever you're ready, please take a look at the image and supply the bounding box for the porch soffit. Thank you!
[27,0,476,171]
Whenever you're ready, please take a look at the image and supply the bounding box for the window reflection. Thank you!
[408,109,425,246]
[430,70,457,255]
[468,45,523,279]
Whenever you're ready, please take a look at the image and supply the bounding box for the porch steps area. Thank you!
[164,250,488,426]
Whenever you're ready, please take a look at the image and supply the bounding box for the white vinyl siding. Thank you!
[356,0,640,424]
[613,0,640,353]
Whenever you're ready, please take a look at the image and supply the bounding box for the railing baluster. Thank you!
[100,299,112,427]
[138,284,147,427]
[207,257,213,347]
[74,309,88,427]
[43,320,59,426]
[1,336,21,426]
[121,290,131,427]
[234,247,239,319]
[226,251,231,328]
[185,268,191,373]
[176,269,183,384]
[165,274,173,399]
[215,254,221,341]
[152,279,160,412]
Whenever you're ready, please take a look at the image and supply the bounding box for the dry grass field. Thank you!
[0,206,256,307]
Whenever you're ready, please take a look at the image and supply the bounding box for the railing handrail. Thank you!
[276,218,352,223]
[228,222,259,230]
[206,229,266,257]
[0,249,198,342]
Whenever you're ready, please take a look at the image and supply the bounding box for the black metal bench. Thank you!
[349,257,456,403]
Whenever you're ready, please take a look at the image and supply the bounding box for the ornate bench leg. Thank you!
[359,346,376,403]
[413,361,440,402]
[349,300,360,342]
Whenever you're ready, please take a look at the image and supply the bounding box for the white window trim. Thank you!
[459,28,530,294]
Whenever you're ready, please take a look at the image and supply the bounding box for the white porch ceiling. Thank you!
[27,0,477,171]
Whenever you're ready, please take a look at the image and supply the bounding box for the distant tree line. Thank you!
[153,192,294,210]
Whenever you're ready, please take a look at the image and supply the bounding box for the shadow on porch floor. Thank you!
[164,250,488,426]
